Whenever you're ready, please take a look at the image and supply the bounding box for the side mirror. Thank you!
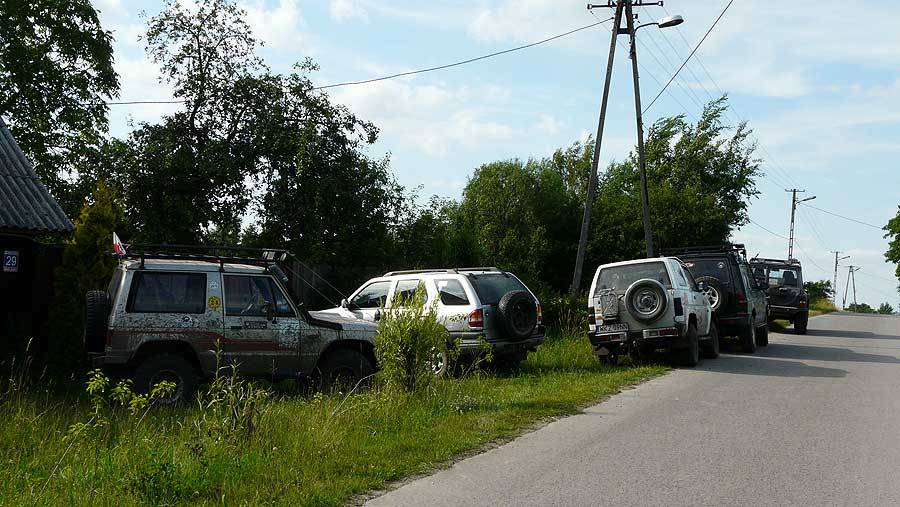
[340,298,349,309]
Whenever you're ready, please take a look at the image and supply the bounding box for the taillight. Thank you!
[536,303,543,326]
[736,291,747,305]
[468,308,484,329]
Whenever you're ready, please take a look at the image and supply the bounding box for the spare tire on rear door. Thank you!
[497,290,538,340]
[695,276,728,312]
[624,279,668,323]
[84,290,110,355]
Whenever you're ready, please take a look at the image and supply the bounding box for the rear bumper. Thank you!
[451,330,545,355]
[588,323,688,354]
[769,306,808,321]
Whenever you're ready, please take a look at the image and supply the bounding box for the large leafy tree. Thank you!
[0,0,119,212]
[805,280,834,303]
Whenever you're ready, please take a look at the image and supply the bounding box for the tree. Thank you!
[805,280,834,303]
[877,302,895,315]
[846,303,875,314]
[47,181,128,367]
[884,205,900,291]
[0,0,119,212]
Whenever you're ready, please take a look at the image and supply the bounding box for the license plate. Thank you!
[598,323,628,333]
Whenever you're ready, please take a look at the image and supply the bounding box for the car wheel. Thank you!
[133,353,198,405]
[83,290,110,355]
[491,351,527,372]
[756,324,769,347]
[695,276,728,312]
[427,347,450,377]
[497,291,538,340]
[625,279,668,323]
[701,321,720,359]
[794,314,808,335]
[318,348,375,393]
[674,323,700,367]
[739,318,758,353]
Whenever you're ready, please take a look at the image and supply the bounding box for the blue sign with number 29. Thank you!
[3,250,18,273]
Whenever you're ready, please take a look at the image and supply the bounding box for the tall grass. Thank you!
[0,334,665,506]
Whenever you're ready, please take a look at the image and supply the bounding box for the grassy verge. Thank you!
[0,335,666,506]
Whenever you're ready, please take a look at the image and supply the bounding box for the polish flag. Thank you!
[113,232,127,256]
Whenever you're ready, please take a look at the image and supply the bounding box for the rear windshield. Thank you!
[682,258,732,284]
[766,266,801,288]
[467,273,530,305]
[595,261,671,295]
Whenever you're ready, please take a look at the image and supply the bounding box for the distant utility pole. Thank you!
[787,189,815,260]
[843,265,860,309]
[570,1,684,294]
[831,251,849,307]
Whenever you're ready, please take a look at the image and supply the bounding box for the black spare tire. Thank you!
[84,290,110,355]
[624,279,668,323]
[498,290,538,340]
[695,276,728,312]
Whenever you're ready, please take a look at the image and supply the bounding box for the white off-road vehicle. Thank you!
[587,257,718,366]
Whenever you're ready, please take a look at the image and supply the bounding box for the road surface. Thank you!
[368,313,900,506]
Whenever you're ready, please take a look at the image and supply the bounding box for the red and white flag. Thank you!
[113,232,127,256]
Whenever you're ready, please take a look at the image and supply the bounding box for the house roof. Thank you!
[0,117,74,234]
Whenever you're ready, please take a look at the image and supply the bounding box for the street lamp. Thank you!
[571,3,687,294]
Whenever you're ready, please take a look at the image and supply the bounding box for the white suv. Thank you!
[321,268,545,368]
[587,257,718,366]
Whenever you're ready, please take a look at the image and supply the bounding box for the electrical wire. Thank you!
[642,0,735,115]
[748,218,788,240]
[799,203,884,230]
[93,18,615,105]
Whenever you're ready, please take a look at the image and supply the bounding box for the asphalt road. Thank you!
[368,313,900,507]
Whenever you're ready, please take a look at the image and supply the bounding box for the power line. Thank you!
[748,218,788,240]
[94,18,615,105]
[643,0,735,114]
[800,203,884,230]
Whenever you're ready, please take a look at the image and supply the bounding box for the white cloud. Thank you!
[242,0,307,51]
[329,0,368,22]
[535,114,563,136]
[467,0,590,44]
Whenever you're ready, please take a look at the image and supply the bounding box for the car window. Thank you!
[436,279,470,306]
[467,273,531,305]
[224,275,274,317]
[681,266,699,291]
[108,268,124,306]
[596,261,672,295]
[768,267,800,288]
[683,258,732,284]
[670,261,689,288]
[352,281,391,309]
[129,272,206,314]
[269,279,296,317]
[392,279,425,306]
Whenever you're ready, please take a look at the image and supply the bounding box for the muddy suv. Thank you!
[322,268,544,369]
[84,248,379,402]
[587,257,717,366]
[666,244,769,351]
[749,257,809,334]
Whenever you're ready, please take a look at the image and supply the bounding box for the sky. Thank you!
[94,0,900,308]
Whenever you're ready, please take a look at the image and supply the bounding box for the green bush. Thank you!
[540,292,588,337]
[374,287,448,392]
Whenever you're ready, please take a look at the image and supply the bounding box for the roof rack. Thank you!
[749,257,802,266]
[382,266,502,277]
[123,244,289,271]
[661,243,747,259]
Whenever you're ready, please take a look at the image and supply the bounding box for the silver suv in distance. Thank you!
[587,257,718,366]
[322,268,545,368]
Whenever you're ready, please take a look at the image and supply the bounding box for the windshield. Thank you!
[683,258,732,284]
[595,261,671,295]
[467,273,530,305]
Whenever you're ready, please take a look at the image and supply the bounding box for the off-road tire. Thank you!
[318,348,375,393]
[497,291,538,340]
[756,323,769,347]
[674,323,700,367]
[794,314,808,335]
[624,279,668,323]
[701,321,720,359]
[739,318,758,353]
[695,276,728,312]
[490,350,527,372]
[83,290,109,355]
[133,353,198,405]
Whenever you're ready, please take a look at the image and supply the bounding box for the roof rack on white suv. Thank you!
[382,267,502,276]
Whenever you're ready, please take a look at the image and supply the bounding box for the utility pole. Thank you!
[843,265,859,310]
[851,266,859,308]
[570,1,625,295]
[787,189,815,260]
[831,251,849,307]
[570,1,680,294]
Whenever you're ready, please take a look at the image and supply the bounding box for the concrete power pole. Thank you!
[843,265,860,310]
[570,1,625,295]
[831,251,849,307]
[851,266,859,308]
[787,189,815,260]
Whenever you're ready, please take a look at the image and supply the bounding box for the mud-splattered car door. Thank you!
[221,274,301,377]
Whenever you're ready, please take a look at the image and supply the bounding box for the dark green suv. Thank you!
[667,244,770,352]
[749,258,809,334]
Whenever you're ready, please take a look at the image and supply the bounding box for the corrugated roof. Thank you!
[0,117,74,234]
